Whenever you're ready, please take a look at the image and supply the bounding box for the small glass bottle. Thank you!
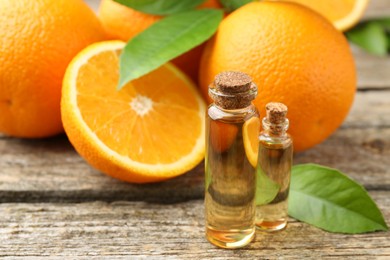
[256,102,293,231]
[205,71,260,249]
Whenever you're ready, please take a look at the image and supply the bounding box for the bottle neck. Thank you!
[262,117,289,137]
[214,103,256,114]
[208,103,258,123]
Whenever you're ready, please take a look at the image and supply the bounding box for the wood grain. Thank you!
[353,47,390,90]
[363,0,390,20]
[353,0,390,89]
[345,90,390,128]
[0,191,388,258]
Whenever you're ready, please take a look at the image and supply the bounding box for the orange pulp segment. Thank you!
[280,0,369,31]
[243,116,260,167]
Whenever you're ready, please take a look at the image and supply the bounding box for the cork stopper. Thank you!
[265,102,288,135]
[209,71,257,109]
[266,102,288,124]
[214,71,252,93]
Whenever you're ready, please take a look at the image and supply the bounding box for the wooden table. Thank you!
[1,0,389,258]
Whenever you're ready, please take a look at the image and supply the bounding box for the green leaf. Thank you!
[256,167,280,205]
[114,0,207,16]
[205,162,211,190]
[387,36,390,51]
[375,18,390,29]
[375,18,390,51]
[219,0,253,12]
[289,164,388,234]
[346,22,388,56]
[118,9,223,90]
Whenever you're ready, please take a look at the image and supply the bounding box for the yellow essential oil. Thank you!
[205,71,259,249]
[256,102,293,231]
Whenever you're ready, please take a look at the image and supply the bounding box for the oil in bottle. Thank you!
[256,102,293,231]
[205,71,260,248]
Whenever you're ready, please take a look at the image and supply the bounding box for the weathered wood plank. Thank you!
[295,128,390,190]
[0,191,388,258]
[353,46,390,90]
[345,90,390,128]
[0,127,389,201]
[354,0,390,89]
[363,0,390,20]
[0,91,389,202]
[0,135,204,202]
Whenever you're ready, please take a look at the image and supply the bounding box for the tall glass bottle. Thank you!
[205,71,260,249]
[256,102,293,231]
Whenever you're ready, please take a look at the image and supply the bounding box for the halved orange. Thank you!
[243,116,260,167]
[280,0,369,31]
[61,41,206,183]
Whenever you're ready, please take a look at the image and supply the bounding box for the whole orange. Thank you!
[199,2,356,152]
[0,0,106,138]
[98,0,222,82]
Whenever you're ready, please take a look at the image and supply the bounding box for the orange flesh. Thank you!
[243,117,260,167]
[283,0,356,21]
[76,50,202,165]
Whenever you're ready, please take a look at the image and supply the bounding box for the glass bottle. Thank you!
[205,71,260,249]
[256,102,293,231]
